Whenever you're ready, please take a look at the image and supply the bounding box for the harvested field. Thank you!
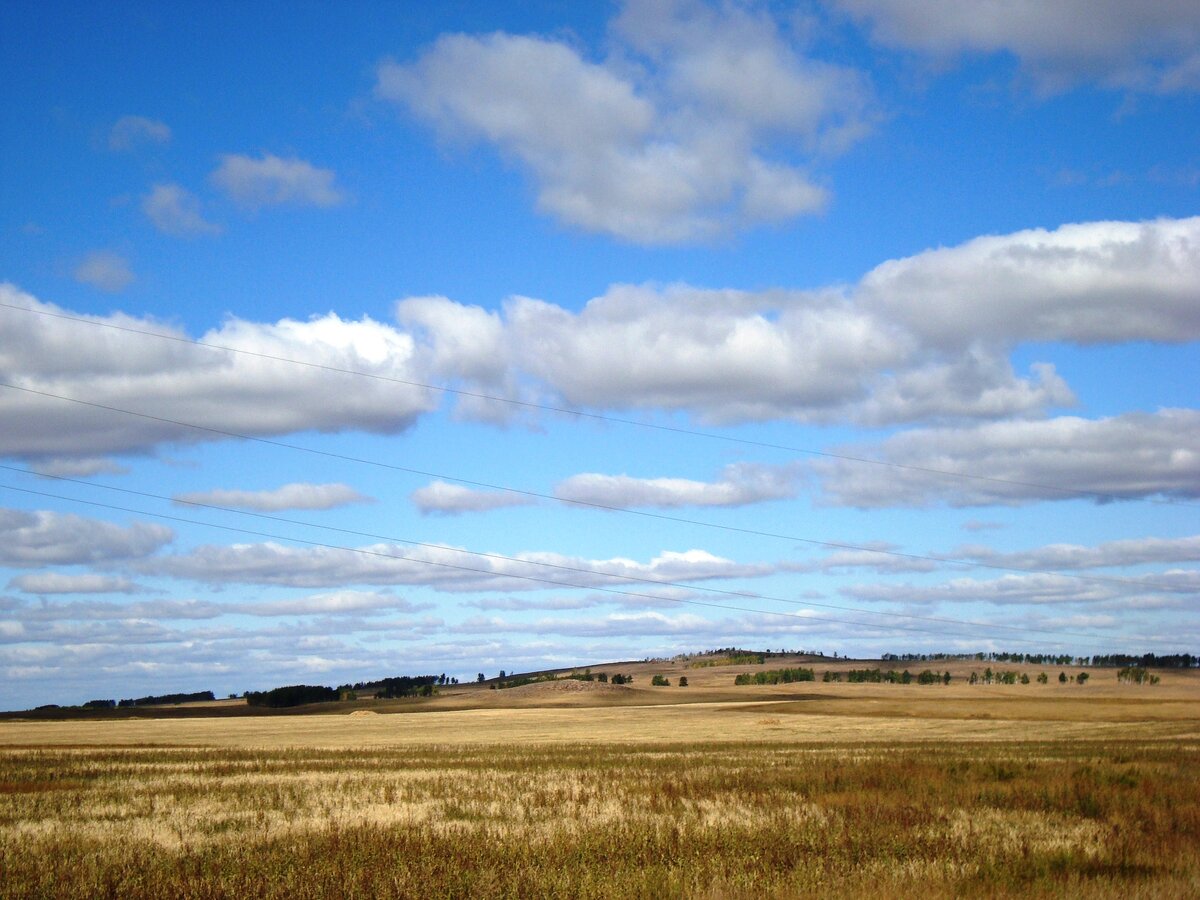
[2,662,1197,897]
[1,738,1197,898]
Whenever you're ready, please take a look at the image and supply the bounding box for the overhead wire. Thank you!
[0,302,1192,655]
[1,462,1165,644]
[5,478,1177,648]
[0,382,1187,594]
[2,299,1192,507]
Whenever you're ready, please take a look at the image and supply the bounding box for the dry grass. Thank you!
[1,739,1197,898]
[1,662,1196,897]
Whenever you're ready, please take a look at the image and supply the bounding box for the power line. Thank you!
[0,381,1186,593]
[4,478,1169,648]
[1,462,1154,643]
[3,299,1189,507]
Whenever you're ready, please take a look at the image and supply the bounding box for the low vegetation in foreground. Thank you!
[1,739,1197,898]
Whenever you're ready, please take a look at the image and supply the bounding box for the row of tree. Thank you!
[967,670,1089,685]
[734,667,816,685]
[823,669,951,684]
[343,673,458,692]
[245,673,445,707]
[244,685,339,708]
[75,691,217,710]
[1117,667,1161,684]
[117,690,215,708]
[650,674,688,686]
[884,651,1196,667]
[1091,653,1196,668]
[370,675,440,699]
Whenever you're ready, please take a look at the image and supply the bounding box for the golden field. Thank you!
[1,658,1197,898]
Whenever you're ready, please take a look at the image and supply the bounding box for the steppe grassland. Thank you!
[2,738,1198,898]
[2,671,1198,897]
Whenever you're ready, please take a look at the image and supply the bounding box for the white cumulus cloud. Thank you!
[173,482,372,512]
[556,462,800,509]
[143,541,774,594]
[0,283,438,460]
[0,508,173,566]
[378,0,869,243]
[142,183,222,236]
[108,115,171,150]
[411,481,535,516]
[211,153,346,209]
[815,409,1200,507]
[834,0,1200,93]
[73,251,134,293]
[6,573,142,595]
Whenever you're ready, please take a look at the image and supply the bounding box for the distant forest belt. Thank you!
[1,740,1198,899]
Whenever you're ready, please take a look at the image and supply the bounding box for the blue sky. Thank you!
[0,1,1197,708]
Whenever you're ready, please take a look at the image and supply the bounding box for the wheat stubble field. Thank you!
[1,660,1198,898]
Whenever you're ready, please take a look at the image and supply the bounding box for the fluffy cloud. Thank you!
[815,409,1200,507]
[456,609,722,637]
[173,482,372,512]
[28,457,129,478]
[378,0,869,242]
[961,534,1200,571]
[403,282,1065,426]
[454,607,864,640]
[108,115,171,150]
[5,215,1199,462]
[0,508,172,566]
[411,480,535,515]
[556,462,799,509]
[404,216,1197,426]
[142,183,221,236]
[859,218,1200,348]
[8,597,223,622]
[786,542,939,574]
[0,591,426,625]
[232,590,428,617]
[843,570,1198,608]
[73,251,134,293]
[0,283,437,459]
[833,0,1200,93]
[464,595,600,612]
[144,542,773,593]
[6,573,142,595]
[211,153,345,209]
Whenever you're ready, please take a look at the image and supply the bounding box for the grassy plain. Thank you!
[1,659,1197,898]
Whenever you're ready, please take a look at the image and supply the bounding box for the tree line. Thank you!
[828,668,950,684]
[118,690,215,708]
[884,651,1197,667]
[735,667,816,685]
[73,691,216,710]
